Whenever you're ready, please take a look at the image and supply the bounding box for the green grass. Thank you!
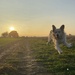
[29,37,75,75]
[0,37,25,75]
[0,37,75,75]
[0,37,22,46]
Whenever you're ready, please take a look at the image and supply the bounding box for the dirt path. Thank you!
[0,43,19,60]
[0,39,40,75]
[22,39,39,75]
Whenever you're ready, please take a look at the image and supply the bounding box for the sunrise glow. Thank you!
[10,27,15,31]
[0,0,75,36]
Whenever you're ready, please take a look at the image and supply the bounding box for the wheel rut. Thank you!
[0,39,40,75]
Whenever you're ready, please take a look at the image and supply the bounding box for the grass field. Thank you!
[0,37,75,75]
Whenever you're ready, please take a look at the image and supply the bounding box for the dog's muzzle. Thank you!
[53,33,60,39]
[57,34,60,38]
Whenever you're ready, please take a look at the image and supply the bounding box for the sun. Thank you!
[10,27,15,31]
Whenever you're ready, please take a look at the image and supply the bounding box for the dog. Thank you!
[47,25,72,54]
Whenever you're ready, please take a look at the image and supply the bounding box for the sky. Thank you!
[0,0,75,36]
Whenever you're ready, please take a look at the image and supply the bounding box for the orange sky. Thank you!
[0,0,75,36]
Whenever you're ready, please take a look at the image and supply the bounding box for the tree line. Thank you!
[1,31,19,38]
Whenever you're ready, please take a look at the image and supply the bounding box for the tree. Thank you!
[2,32,8,37]
[9,31,19,38]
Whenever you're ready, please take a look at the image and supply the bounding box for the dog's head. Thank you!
[52,25,65,39]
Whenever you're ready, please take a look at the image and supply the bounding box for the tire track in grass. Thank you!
[23,39,39,75]
[0,41,22,75]
[0,39,40,75]
[0,43,19,60]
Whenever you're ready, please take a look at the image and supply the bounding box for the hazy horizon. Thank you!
[0,0,75,36]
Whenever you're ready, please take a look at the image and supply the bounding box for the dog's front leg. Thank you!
[54,41,62,54]
[63,41,72,48]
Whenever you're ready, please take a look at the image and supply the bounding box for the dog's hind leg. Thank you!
[47,34,52,45]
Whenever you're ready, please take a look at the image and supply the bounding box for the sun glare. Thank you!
[10,27,15,31]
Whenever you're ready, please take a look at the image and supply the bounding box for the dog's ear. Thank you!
[60,25,65,31]
[52,25,56,32]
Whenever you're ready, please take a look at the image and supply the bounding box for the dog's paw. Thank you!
[59,51,63,54]
[58,50,63,54]
[67,43,72,48]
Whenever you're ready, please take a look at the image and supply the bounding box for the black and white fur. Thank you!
[47,25,72,54]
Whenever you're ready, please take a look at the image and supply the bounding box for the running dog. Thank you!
[47,25,72,54]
